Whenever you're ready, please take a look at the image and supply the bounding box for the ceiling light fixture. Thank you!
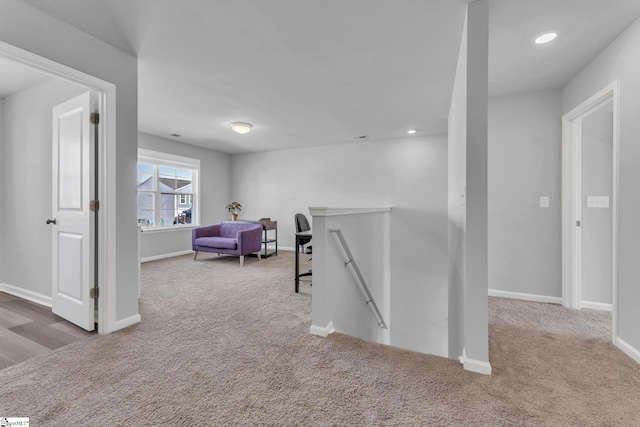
[407,129,417,134]
[534,32,557,44]
[231,122,253,134]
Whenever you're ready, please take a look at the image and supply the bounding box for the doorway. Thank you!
[562,81,619,344]
[579,101,613,311]
[0,41,117,334]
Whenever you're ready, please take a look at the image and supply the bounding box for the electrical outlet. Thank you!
[540,196,550,208]
[587,196,610,208]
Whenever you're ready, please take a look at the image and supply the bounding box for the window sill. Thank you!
[140,224,200,234]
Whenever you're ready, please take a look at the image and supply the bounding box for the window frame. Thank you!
[137,148,200,231]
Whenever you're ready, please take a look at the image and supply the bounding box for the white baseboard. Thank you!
[580,301,613,312]
[310,321,335,337]
[0,282,141,333]
[459,349,492,375]
[463,358,493,375]
[616,337,640,365]
[141,249,194,263]
[114,313,141,331]
[489,289,563,305]
[0,283,52,307]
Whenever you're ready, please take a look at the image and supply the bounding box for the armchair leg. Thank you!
[257,252,262,261]
[193,251,198,260]
[240,255,244,267]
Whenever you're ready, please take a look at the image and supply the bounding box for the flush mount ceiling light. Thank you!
[231,122,253,134]
[407,129,417,134]
[534,32,557,44]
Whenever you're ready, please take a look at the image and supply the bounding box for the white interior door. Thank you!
[51,91,95,331]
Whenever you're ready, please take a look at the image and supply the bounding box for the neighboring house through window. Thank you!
[137,149,200,228]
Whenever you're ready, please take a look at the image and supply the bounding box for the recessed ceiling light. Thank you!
[407,129,417,134]
[535,32,557,44]
[231,122,253,134]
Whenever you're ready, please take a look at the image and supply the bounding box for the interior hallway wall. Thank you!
[2,78,85,297]
[488,90,562,299]
[137,132,232,260]
[563,16,640,356]
[231,136,450,357]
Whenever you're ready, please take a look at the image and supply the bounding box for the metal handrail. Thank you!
[329,229,387,329]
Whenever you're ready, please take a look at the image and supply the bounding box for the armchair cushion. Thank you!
[197,237,237,250]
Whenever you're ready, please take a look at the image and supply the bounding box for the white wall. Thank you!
[488,90,562,299]
[447,9,467,359]
[231,136,449,357]
[1,79,85,296]
[1,0,139,325]
[138,132,232,260]
[447,0,490,372]
[563,17,640,353]
[581,104,613,306]
[464,0,490,370]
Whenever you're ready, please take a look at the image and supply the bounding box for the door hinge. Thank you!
[576,220,581,227]
[90,287,99,299]
[90,200,100,211]
[90,112,100,124]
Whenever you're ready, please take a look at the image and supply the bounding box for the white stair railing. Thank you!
[329,229,388,329]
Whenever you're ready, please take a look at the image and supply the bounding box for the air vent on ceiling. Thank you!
[170,133,182,138]
[353,135,368,139]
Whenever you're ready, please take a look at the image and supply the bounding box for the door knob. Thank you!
[46,218,57,225]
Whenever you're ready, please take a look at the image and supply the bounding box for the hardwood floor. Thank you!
[0,291,94,371]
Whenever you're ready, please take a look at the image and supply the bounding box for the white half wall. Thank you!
[563,16,640,355]
[231,136,449,357]
[488,90,562,298]
[137,132,232,260]
[310,208,391,346]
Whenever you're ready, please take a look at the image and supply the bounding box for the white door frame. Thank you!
[562,80,619,344]
[0,41,118,334]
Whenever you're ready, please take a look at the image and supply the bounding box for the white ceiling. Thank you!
[489,0,640,97]
[10,0,640,153]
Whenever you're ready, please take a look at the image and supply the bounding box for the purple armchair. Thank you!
[192,222,263,266]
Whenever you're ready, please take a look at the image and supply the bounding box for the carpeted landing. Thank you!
[1,251,639,425]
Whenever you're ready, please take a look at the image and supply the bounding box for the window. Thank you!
[137,149,200,228]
